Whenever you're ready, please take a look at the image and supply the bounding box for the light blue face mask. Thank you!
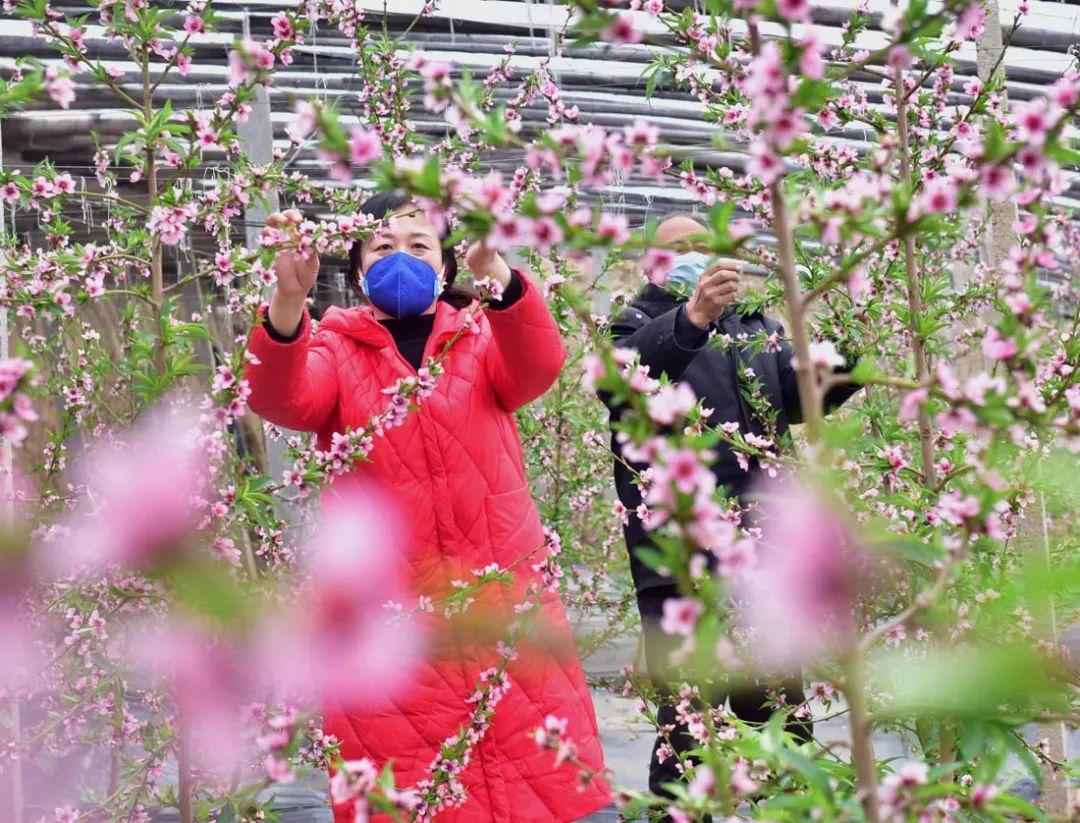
[666,252,712,298]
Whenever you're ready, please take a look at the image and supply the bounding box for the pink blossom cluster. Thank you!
[0,358,37,445]
[532,714,577,765]
[4,0,1080,818]
[321,125,383,183]
[44,66,75,109]
[737,479,864,671]
[412,662,514,820]
[877,762,942,821]
[227,39,276,87]
[532,526,566,592]
[147,201,199,246]
[15,398,422,778]
[529,119,670,191]
[330,757,420,822]
[409,53,454,113]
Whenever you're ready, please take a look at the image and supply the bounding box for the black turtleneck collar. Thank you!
[379,313,436,371]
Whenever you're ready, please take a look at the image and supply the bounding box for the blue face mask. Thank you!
[666,252,712,297]
[362,252,442,318]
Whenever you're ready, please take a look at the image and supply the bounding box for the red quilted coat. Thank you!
[244,271,610,822]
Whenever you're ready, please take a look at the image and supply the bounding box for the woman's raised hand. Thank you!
[465,241,513,289]
[265,210,319,338]
[267,209,320,300]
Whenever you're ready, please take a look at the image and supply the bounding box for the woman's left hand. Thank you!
[465,241,513,288]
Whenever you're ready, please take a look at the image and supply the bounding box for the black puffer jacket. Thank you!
[605,284,858,592]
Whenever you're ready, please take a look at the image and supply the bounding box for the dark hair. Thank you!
[348,191,474,309]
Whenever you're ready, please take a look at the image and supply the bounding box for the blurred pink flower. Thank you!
[286,101,317,144]
[349,127,382,166]
[666,807,692,823]
[806,341,846,370]
[970,783,998,809]
[776,0,811,22]
[952,3,985,41]
[227,49,250,87]
[581,353,607,393]
[0,358,32,399]
[981,327,1018,361]
[731,760,759,795]
[898,388,928,422]
[729,219,755,242]
[601,13,642,45]
[597,213,630,245]
[918,177,958,215]
[131,619,253,776]
[932,491,980,527]
[688,764,716,798]
[660,597,702,637]
[1014,98,1052,146]
[646,447,716,506]
[532,217,564,253]
[255,477,423,707]
[54,406,205,574]
[44,68,75,110]
[846,268,870,303]
[747,142,782,185]
[642,248,676,285]
[0,595,41,691]
[488,215,533,252]
[736,478,862,671]
[879,761,929,817]
[647,382,697,425]
[980,164,1015,202]
[799,30,826,79]
[1050,69,1079,108]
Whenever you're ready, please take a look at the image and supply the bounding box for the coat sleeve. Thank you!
[483,270,568,412]
[243,306,339,433]
[609,303,706,382]
[773,319,860,425]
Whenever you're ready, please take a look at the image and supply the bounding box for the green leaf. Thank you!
[1043,138,1080,169]
[778,746,834,801]
[957,720,987,764]
[643,64,670,99]
[112,131,140,165]
[990,788,1047,821]
[378,761,396,793]
[909,13,947,40]
[170,563,252,625]
[848,357,883,385]
[820,413,862,452]
[999,731,1044,788]
[631,546,667,574]
[873,644,1065,720]
[983,119,1009,163]
[904,0,929,29]
[414,154,442,198]
[706,200,736,249]
[881,536,941,566]
[169,322,213,342]
[789,78,837,113]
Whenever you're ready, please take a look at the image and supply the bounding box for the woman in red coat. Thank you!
[244,192,610,822]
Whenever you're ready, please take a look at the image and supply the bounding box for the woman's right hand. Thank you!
[266,209,319,337]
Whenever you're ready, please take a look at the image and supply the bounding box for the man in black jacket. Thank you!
[605,215,857,806]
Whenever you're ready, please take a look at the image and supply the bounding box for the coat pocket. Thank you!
[483,485,546,565]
